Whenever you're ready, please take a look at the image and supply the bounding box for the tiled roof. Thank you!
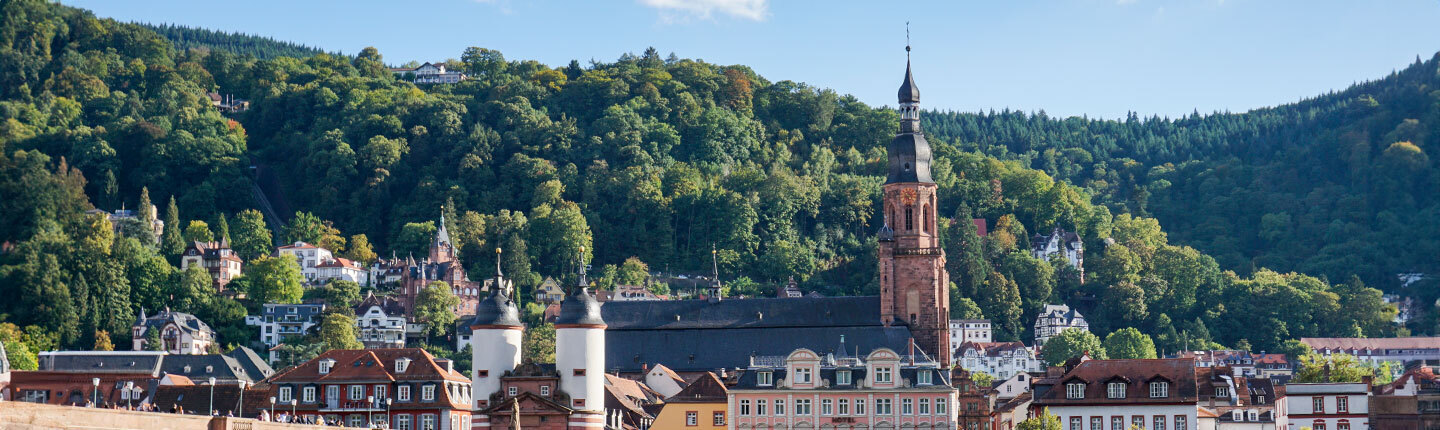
[1033,358,1198,406]
[601,296,886,330]
[355,292,406,316]
[277,242,319,250]
[315,257,360,269]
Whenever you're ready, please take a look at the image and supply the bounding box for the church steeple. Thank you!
[887,35,933,185]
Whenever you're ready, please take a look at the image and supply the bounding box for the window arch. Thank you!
[905,207,914,231]
[922,203,931,233]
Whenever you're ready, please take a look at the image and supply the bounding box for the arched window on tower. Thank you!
[905,207,914,231]
[922,204,930,233]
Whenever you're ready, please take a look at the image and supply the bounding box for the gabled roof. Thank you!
[957,341,1030,358]
[277,241,319,250]
[316,257,361,269]
[39,352,165,375]
[605,374,662,415]
[481,390,573,415]
[666,372,727,403]
[1034,358,1198,406]
[355,292,406,316]
[267,348,469,399]
[650,364,685,385]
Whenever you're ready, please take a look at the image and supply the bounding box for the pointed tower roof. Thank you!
[556,247,604,327]
[898,59,920,104]
[435,208,452,246]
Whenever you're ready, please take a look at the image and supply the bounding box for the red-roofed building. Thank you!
[1033,358,1202,430]
[263,348,471,429]
[315,257,367,284]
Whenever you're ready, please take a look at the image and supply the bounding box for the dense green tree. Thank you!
[162,196,184,256]
[231,209,272,261]
[343,234,377,265]
[523,323,556,364]
[1293,353,1371,383]
[1104,328,1158,359]
[318,313,363,350]
[213,213,230,242]
[241,255,305,304]
[617,257,649,286]
[953,296,984,320]
[1017,409,1063,430]
[980,271,1024,341]
[183,220,213,243]
[1041,329,1107,366]
[414,281,460,341]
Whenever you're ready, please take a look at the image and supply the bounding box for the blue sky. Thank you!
[65,0,1440,119]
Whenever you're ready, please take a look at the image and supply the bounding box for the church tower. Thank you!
[878,42,951,366]
[429,209,456,264]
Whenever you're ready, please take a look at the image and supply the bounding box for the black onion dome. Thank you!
[555,288,605,326]
[898,61,920,104]
[471,290,522,328]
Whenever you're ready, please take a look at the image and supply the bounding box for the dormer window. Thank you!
[836,370,852,385]
[1107,382,1127,399]
[1066,382,1086,399]
[875,367,893,384]
[757,371,774,387]
[1248,411,1259,421]
[917,371,932,385]
[795,367,812,384]
[396,358,411,373]
[1149,381,1169,398]
[1232,411,1242,421]
[319,359,335,374]
[1216,386,1229,398]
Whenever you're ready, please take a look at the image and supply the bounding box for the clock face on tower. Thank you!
[900,188,918,206]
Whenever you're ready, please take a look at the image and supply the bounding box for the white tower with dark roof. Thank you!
[468,247,522,410]
[555,250,606,426]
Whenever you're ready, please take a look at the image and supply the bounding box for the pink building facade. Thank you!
[727,347,959,429]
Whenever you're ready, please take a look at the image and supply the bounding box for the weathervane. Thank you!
[906,21,911,60]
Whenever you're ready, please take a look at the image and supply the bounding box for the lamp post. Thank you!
[367,395,374,427]
[290,398,297,420]
[237,381,247,418]
[386,398,392,429]
[124,381,133,410]
[91,378,99,407]
[208,377,217,416]
[269,396,276,421]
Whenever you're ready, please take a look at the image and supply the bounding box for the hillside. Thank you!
[922,55,1440,293]
[0,0,1405,358]
[141,23,331,59]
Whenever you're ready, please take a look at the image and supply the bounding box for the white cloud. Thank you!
[638,0,770,22]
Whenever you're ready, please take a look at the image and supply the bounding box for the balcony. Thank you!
[894,247,943,256]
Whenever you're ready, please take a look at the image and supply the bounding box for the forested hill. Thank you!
[922,55,1440,292]
[0,0,1408,358]
[141,23,331,59]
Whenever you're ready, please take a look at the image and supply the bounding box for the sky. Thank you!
[64,0,1440,119]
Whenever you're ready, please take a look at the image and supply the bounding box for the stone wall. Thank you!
[0,401,324,430]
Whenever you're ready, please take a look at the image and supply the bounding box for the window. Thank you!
[1133,416,1145,430]
[540,385,550,396]
[796,398,812,415]
[421,385,435,401]
[574,369,586,376]
[1067,383,1086,399]
[350,385,365,400]
[1088,417,1101,430]
[507,387,517,397]
[855,398,866,415]
[319,360,333,374]
[278,387,293,403]
[919,371,933,385]
[1113,416,1125,430]
[1216,386,1230,398]
[1107,382,1127,399]
[919,398,930,415]
[349,415,366,427]
[1337,396,1348,413]
[757,399,768,416]
[303,387,316,403]
[1232,411,1243,422]
[902,398,913,415]
[420,414,436,430]
[837,370,852,385]
[327,385,340,403]
[374,385,386,402]
[686,411,697,426]
[821,399,832,415]
[838,398,850,415]
[739,399,751,416]
[1338,422,1350,430]
[876,367,893,383]
[1153,415,1166,430]
[1313,397,1325,413]
[906,207,914,230]
[795,367,812,384]
[1071,417,1083,430]
[398,385,411,402]
[1175,416,1187,430]
[395,359,409,373]
[774,399,785,415]
[757,371,774,386]
[713,411,725,426]
[395,415,411,430]
[935,398,946,415]
[1149,382,1169,398]
[1315,422,1327,430]
[875,398,892,415]
[1258,396,1266,404]
[1248,411,1259,422]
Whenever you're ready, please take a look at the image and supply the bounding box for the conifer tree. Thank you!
[162,196,184,256]
[214,213,229,242]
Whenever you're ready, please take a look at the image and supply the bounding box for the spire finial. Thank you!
[576,246,589,289]
[495,246,503,277]
[905,22,911,60]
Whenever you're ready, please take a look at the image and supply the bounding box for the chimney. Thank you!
[909,338,916,364]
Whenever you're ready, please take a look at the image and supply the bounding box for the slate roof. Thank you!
[957,341,1031,358]
[39,352,166,375]
[135,309,214,338]
[355,292,406,316]
[556,287,605,326]
[731,365,951,391]
[160,353,265,383]
[601,296,886,330]
[471,289,522,328]
[898,60,920,103]
[886,133,934,184]
[607,325,914,373]
[666,371,727,403]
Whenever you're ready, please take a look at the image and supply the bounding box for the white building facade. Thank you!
[244,303,325,363]
[955,341,1043,380]
[276,242,333,283]
[1284,383,1368,430]
[1035,304,1090,346]
[950,319,993,346]
[1034,359,1202,430]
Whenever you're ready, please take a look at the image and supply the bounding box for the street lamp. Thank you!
[91,378,99,407]
[386,397,393,428]
[237,381,248,418]
[367,395,374,427]
[290,398,297,420]
[208,377,217,416]
[124,381,133,410]
[269,396,276,421]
